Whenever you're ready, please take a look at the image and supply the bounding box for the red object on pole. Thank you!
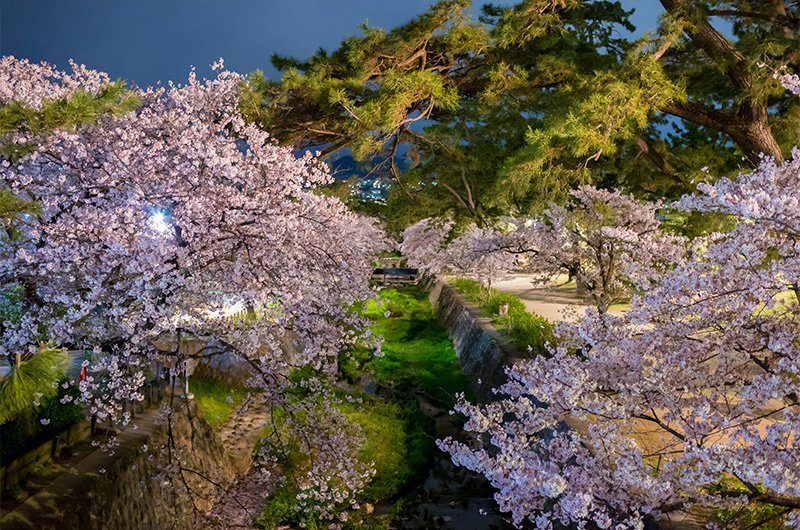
[80,366,86,381]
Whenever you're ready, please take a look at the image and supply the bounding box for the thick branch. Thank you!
[633,136,677,179]
[658,0,784,164]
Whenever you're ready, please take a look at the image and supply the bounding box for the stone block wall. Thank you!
[2,400,234,530]
[427,279,522,403]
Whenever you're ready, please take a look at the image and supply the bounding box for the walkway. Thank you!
[0,409,162,530]
[492,276,625,322]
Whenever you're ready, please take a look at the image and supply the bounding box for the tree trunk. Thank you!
[662,99,784,167]
[658,0,785,166]
[728,113,785,165]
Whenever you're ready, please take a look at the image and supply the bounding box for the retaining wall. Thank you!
[1,420,92,491]
[427,279,522,403]
[2,400,234,530]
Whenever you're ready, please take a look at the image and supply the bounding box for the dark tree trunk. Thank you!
[659,0,786,166]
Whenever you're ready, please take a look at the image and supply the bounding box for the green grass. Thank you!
[255,391,433,530]
[190,378,248,429]
[258,284,467,529]
[368,285,473,407]
[708,479,792,529]
[355,285,469,497]
[449,278,556,358]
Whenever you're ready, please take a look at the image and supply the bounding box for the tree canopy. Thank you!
[0,57,386,522]
[245,0,799,230]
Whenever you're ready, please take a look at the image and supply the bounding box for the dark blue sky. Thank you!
[1,0,663,89]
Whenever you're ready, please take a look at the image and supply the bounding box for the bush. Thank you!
[0,381,84,462]
[449,279,556,358]
[483,293,527,317]
[449,278,489,303]
[38,383,83,436]
[0,347,70,424]
[498,311,555,358]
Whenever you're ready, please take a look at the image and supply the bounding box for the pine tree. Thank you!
[245,1,799,226]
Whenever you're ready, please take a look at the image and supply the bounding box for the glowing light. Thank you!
[150,211,169,233]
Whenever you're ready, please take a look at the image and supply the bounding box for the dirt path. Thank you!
[492,276,626,322]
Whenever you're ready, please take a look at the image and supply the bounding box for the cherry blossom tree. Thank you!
[401,218,516,296]
[439,150,800,528]
[478,186,686,314]
[0,56,386,524]
[444,225,517,295]
[400,216,454,277]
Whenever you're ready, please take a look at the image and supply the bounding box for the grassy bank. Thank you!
[256,284,471,529]
[449,278,556,358]
[190,378,249,429]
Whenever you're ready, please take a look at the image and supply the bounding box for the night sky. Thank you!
[1,0,663,89]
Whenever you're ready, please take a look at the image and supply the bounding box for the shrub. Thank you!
[483,293,527,317]
[0,380,84,462]
[498,311,555,358]
[449,279,556,358]
[449,278,489,303]
[0,347,70,425]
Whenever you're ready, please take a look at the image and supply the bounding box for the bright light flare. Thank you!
[150,211,170,233]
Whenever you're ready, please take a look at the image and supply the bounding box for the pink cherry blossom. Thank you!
[439,153,800,527]
[1,56,387,522]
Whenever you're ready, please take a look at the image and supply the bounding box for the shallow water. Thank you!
[397,452,515,530]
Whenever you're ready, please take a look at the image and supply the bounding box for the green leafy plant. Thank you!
[449,278,556,357]
[0,347,69,425]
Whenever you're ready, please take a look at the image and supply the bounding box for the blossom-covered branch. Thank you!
[0,56,387,524]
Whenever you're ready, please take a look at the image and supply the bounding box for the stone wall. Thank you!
[427,279,521,403]
[3,400,234,530]
[1,420,92,491]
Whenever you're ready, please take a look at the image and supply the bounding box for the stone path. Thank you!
[0,408,162,530]
[203,393,280,529]
[215,394,271,475]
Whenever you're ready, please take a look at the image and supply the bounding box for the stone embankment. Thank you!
[427,279,522,403]
[1,399,234,530]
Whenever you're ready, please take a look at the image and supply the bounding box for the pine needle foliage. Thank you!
[247,0,799,230]
[0,347,69,425]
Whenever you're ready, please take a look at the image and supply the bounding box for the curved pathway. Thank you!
[492,276,624,322]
